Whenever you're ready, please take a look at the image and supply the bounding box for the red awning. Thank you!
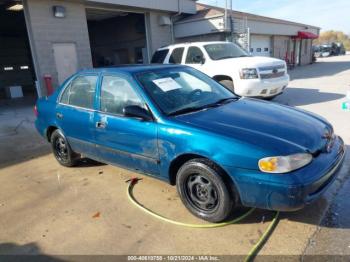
[297,31,319,39]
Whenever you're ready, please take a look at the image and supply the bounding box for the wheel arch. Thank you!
[212,75,233,83]
[46,126,58,142]
[168,153,241,204]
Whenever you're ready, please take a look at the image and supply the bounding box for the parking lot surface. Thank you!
[0,55,349,258]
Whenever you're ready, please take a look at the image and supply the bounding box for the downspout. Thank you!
[224,0,227,35]
[171,0,182,43]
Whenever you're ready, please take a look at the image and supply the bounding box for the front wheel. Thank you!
[176,159,237,223]
[51,129,78,167]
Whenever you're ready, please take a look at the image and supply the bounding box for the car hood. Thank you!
[217,56,286,69]
[174,98,332,155]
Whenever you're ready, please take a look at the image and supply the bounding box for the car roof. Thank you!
[157,41,231,50]
[77,64,185,75]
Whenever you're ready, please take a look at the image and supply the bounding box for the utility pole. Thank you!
[229,0,234,42]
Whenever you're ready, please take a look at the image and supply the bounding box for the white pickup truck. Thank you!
[151,41,290,99]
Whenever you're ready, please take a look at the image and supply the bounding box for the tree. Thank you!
[314,30,350,50]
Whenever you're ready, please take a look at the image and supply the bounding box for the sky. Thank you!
[198,0,350,33]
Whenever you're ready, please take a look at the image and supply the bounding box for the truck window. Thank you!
[151,49,169,63]
[169,48,184,64]
[186,46,205,64]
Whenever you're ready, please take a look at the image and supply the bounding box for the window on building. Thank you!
[186,46,205,64]
[250,48,254,53]
[100,75,145,115]
[256,48,262,52]
[169,47,184,64]
[60,75,98,109]
[151,49,169,63]
[264,47,269,52]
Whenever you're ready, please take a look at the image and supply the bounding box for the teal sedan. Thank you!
[35,65,345,222]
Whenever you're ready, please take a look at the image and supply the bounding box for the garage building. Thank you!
[174,3,320,66]
[0,0,196,99]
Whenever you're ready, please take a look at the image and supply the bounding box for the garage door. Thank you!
[250,35,271,57]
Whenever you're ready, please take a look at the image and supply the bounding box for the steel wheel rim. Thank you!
[185,174,219,213]
[54,137,68,161]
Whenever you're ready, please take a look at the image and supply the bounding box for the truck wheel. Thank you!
[219,79,235,93]
[51,129,78,167]
[176,159,236,223]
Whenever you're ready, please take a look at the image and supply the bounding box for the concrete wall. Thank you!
[24,0,92,93]
[86,0,197,14]
[175,14,319,41]
[146,11,172,56]
[24,0,177,95]
[174,16,225,38]
[243,19,319,36]
[175,32,224,43]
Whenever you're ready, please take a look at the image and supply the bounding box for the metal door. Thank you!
[53,43,78,85]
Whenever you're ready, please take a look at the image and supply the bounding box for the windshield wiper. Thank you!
[168,98,239,116]
[168,106,207,116]
[207,97,239,106]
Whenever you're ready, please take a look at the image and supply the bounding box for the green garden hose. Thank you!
[126,178,280,261]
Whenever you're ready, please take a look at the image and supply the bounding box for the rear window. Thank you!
[151,49,169,63]
[169,48,184,64]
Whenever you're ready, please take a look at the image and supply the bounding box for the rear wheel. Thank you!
[51,129,78,167]
[176,159,236,223]
[219,79,235,93]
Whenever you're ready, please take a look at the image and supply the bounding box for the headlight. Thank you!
[258,153,312,174]
[240,68,258,79]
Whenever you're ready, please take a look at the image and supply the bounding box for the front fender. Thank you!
[157,121,267,180]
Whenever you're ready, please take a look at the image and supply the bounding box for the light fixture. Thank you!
[7,3,23,11]
[53,6,66,18]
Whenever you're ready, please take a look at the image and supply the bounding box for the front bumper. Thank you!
[235,74,290,98]
[224,136,346,211]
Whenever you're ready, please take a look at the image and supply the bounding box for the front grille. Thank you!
[259,64,286,79]
[260,72,285,79]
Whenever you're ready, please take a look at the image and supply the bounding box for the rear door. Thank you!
[94,73,159,175]
[56,74,99,156]
[167,47,185,64]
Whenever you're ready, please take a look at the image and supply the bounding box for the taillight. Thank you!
[34,105,39,117]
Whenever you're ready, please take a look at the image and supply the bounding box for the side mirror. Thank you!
[123,105,153,121]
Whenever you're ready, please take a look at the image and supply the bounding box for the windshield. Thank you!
[204,43,249,60]
[136,67,237,116]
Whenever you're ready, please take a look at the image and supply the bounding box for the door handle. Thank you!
[56,112,63,119]
[96,121,106,129]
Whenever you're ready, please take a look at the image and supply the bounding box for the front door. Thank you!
[56,74,98,156]
[94,74,159,175]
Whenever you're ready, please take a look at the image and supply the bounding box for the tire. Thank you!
[219,79,235,93]
[176,158,237,223]
[51,129,78,167]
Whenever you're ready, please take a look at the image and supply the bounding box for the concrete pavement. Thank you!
[0,55,349,259]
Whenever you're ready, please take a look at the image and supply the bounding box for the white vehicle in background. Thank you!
[151,41,290,99]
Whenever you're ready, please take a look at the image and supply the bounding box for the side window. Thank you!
[169,47,184,64]
[185,46,204,64]
[100,75,145,115]
[60,75,97,109]
[151,49,169,63]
